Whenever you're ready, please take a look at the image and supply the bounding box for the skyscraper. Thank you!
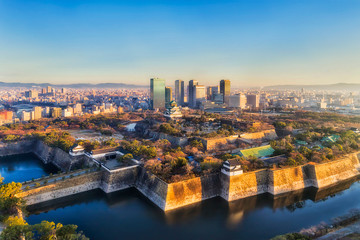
[220,79,231,105]
[175,80,184,106]
[165,87,173,108]
[193,85,206,108]
[33,106,43,120]
[188,80,198,108]
[207,86,219,101]
[150,78,166,110]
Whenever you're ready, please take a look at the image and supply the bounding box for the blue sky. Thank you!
[0,0,360,87]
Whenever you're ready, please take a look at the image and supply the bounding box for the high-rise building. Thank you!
[25,90,38,98]
[175,80,184,106]
[165,87,173,108]
[220,79,231,105]
[0,111,13,121]
[73,103,82,115]
[188,80,198,108]
[207,86,219,101]
[33,106,43,120]
[51,107,62,118]
[193,85,206,108]
[47,86,53,94]
[150,78,166,110]
[247,94,260,109]
[21,111,31,121]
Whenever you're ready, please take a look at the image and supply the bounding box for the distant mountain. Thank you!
[264,83,360,91]
[0,81,147,89]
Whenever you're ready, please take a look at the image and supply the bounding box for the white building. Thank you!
[221,159,243,176]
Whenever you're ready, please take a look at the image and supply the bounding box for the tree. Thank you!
[0,181,23,215]
[170,157,187,170]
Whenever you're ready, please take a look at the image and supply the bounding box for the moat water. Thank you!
[2,154,360,239]
[0,153,58,183]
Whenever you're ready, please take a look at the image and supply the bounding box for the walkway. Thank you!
[22,168,98,189]
[318,220,360,240]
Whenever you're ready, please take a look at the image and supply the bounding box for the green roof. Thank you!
[295,140,308,146]
[321,135,340,143]
[239,145,275,159]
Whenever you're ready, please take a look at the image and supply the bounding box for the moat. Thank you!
[2,153,360,239]
[0,153,58,183]
[26,181,360,240]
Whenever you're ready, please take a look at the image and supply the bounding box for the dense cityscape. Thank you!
[0,79,359,126]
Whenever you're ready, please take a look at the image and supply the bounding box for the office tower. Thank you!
[220,79,231,105]
[175,80,184,106]
[47,86,53,94]
[41,88,47,94]
[193,85,206,108]
[43,107,51,117]
[229,94,247,108]
[21,111,31,121]
[188,80,198,108]
[165,87,173,108]
[150,78,166,110]
[51,107,62,118]
[247,94,260,108]
[207,86,219,101]
[61,88,67,94]
[73,103,82,115]
[33,106,43,120]
[0,111,13,121]
[25,90,38,98]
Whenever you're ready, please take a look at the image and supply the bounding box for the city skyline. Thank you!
[1,0,360,87]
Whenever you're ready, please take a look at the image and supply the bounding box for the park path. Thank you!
[317,220,360,240]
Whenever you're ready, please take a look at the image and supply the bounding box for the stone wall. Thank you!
[239,129,278,141]
[221,169,269,201]
[0,141,35,156]
[313,152,360,188]
[20,171,103,205]
[148,131,189,147]
[268,165,315,195]
[222,152,360,202]
[135,167,168,210]
[33,141,89,171]
[201,135,239,151]
[164,174,220,211]
[10,139,360,211]
[101,166,139,193]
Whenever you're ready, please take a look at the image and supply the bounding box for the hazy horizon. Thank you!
[1,0,360,87]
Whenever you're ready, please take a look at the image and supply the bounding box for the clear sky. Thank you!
[0,0,360,87]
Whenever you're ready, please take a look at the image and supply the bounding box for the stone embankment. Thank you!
[4,141,360,211]
[0,140,91,171]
